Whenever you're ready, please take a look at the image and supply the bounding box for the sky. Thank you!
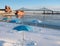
[0,0,60,10]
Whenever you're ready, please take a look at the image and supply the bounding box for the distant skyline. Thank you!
[0,0,60,10]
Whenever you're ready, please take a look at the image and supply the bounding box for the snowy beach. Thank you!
[0,0,60,46]
[0,14,60,46]
[0,21,60,46]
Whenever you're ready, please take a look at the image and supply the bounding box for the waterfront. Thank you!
[0,14,60,46]
[0,14,60,30]
[22,14,60,29]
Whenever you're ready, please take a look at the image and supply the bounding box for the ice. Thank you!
[0,22,60,46]
[24,40,37,46]
[0,41,5,46]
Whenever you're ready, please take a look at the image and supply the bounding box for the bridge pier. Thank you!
[52,11,53,14]
[43,10,45,14]
[43,10,54,14]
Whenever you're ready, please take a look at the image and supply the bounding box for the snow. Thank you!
[0,22,60,46]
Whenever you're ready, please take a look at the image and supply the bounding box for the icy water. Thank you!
[0,14,60,30]
[22,14,60,30]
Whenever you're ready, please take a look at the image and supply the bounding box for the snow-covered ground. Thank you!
[0,22,60,46]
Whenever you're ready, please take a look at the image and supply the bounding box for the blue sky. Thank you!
[0,0,60,10]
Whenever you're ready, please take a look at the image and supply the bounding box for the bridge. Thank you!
[19,7,60,14]
[0,6,60,17]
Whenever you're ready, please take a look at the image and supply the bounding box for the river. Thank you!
[0,14,60,30]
